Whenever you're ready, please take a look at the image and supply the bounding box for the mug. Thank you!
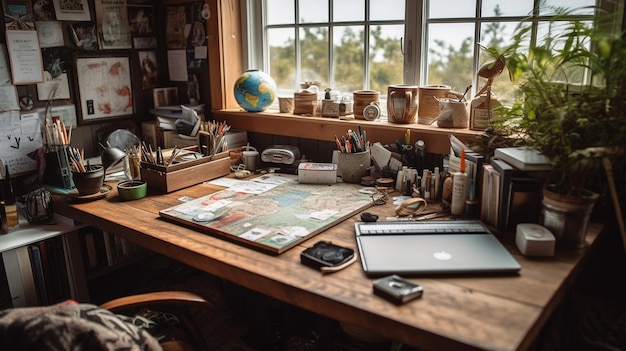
[418,85,451,124]
[242,145,259,171]
[353,90,380,120]
[387,85,419,124]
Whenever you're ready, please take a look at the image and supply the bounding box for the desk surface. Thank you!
[52,181,601,351]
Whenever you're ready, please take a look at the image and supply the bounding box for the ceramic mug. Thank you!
[353,90,380,120]
[242,145,259,171]
[387,85,419,124]
[418,85,451,124]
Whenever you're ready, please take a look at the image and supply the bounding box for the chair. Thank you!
[0,290,215,351]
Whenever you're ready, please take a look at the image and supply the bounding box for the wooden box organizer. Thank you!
[140,151,231,193]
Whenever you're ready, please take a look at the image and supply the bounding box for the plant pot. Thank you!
[540,186,599,249]
[72,165,105,196]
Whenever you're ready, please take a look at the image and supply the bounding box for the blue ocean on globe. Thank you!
[233,70,277,112]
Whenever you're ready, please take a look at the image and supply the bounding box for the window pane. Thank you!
[426,23,474,91]
[300,27,329,87]
[479,22,521,104]
[429,0,476,19]
[333,0,364,22]
[333,26,364,92]
[370,24,404,92]
[541,0,596,15]
[481,1,533,17]
[299,1,328,23]
[266,0,294,25]
[268,28,296,92]
[370,0,404,21]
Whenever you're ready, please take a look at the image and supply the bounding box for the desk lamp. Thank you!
[101,147,129,179]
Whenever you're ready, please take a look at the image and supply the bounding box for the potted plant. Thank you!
[481,6,626,248]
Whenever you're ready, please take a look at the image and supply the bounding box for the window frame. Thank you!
[243,0,623,97]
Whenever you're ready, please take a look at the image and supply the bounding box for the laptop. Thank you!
[355,220,521,276]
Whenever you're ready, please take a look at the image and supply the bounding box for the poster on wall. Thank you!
[95,0,132,50]
[68,22,98,51]
[0,44,19,111]
[52,0,90,21]
[127,4,154,36]
[32,0,55,21]
[35,21,64,48]
[3,0,35,30]
[5,30,44,84]
[37,47,71,100]
[139,50,158,89]
[75,56,133,123]
[165,5,186,49]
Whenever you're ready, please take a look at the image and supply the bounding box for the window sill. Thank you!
[212,108,483,155]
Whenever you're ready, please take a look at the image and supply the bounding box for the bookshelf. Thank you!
[0,214,89,308]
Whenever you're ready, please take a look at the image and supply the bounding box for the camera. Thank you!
[373,275,423,304]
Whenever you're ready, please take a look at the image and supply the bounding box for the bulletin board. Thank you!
[0,110,42,175]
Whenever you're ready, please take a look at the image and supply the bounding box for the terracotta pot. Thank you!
[540,186,599,249]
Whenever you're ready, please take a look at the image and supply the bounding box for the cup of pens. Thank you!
[338,150,371,183]
[71,165,105,196]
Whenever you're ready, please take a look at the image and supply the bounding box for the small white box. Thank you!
[516,223,555,256]
[298,162,337,184]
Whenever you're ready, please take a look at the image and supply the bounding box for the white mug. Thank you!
[242,145,259,171]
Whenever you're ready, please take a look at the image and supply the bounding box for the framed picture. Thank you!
[95,0,131,49]
[153,87,178,108]
[139,50,158,89]
[3,0,35,30]
[75,56,133,124]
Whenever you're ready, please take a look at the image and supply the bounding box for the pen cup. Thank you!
[338,150,371,183]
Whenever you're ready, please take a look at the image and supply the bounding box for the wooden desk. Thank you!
[52,181,601,351]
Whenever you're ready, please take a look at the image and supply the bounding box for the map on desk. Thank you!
[159,179,373,254]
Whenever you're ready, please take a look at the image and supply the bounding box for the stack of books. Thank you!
[481,147,551,232]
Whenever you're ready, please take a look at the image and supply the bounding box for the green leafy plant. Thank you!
[483,6,626,197]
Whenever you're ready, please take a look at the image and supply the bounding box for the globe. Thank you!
[233,69,277,112]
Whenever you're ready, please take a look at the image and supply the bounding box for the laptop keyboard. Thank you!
[355,220,490,235]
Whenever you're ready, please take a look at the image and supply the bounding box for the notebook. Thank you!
[355,220,521,276]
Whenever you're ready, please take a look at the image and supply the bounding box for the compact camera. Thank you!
[373,275,423,304]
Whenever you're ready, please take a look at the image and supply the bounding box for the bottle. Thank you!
[451,149,468,216]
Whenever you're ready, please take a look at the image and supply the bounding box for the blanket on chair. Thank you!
[0,300,162,351]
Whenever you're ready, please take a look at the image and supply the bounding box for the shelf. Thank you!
[213,108,484,155]
[0,215,85,254]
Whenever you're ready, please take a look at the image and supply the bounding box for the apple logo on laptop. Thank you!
[433,251,452,260]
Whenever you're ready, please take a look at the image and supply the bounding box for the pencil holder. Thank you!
[338,150,371,183]
[72,165,104,196]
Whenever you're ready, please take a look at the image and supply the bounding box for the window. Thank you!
[245,0,612,103]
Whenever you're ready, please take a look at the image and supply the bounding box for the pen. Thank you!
[334,135,345,153]
[405,129,411,145]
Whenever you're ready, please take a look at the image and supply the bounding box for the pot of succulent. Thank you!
[482,6,626,248]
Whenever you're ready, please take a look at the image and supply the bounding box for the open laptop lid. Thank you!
[355,221,521,276]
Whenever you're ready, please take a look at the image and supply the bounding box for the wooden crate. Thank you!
[140,151,231,193]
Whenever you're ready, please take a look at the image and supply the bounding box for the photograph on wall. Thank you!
[75,56,133,123]
[68,22,98,51]
[165,5,187,49]
[4,0,35,30]
[35,20,64,48]
[37,46,71,100]
[32,0,55,21]
[52,0,90,21]
[95,0,132,50]
[139,50,158,89]
[153,87,178,108]
[127,4,153,36]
